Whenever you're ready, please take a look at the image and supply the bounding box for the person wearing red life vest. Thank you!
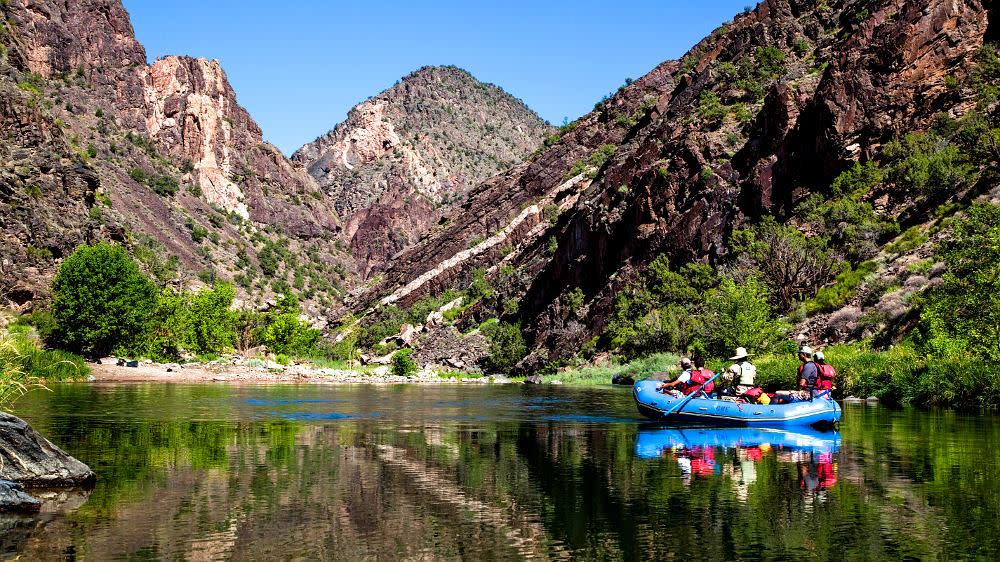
[685,355,715,395]
[814,350,836,392]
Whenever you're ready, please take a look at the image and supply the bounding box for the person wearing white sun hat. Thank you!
[727,347,757,395]
[797,345,818,392]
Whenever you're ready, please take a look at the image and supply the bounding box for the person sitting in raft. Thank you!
[797,345,819,393]
[688,355,715,396]
[775,346,817,402]
[658,357,693,394]
[726,347,757,395]
[814,351,836,397]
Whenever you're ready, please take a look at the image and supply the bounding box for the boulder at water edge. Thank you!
[0,412,95,487]
[0,480,41,513]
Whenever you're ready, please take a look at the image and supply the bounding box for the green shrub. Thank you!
[587,144,617,171]
[51,243,158,357]
[916,202,1000,361]
[482,322,527,374]
[467,268,493,302]
[830,161,883,197]
[972,43,1000,106]
[755,45,786,78]
[542,203,561,223]
[803,261,878,315]
[11,310,58,342]
[884,133,976,199]
[546,236,558,255]
[148,174,179,196]
[391,348,418,377]
[885,226,928,255]
[697,90,727,124]
[563,288,585,313]
[255,313,320,355]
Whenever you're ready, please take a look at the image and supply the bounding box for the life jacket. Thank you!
[732,361,756,386]
[742,387,770,404]
[816,363,836,390]
[685,368,715,394]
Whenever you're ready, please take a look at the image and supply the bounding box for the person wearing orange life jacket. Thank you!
[813,351,836,395]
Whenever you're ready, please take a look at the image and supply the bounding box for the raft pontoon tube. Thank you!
[633,380,841,426]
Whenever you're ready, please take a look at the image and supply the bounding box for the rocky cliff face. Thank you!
[0,0,348,319]
[361,0,998,363]
[293,66,551,275]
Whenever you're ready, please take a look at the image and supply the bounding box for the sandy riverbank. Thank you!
[87,359,512,385]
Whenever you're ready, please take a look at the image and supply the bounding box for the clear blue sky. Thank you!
[122,0,751,155]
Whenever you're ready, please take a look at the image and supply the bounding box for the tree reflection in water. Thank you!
[4,384,999,560]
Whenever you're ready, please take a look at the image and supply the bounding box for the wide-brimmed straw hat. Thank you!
[729,347,750,360]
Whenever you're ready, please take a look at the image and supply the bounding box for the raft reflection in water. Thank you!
[635,426,840,497]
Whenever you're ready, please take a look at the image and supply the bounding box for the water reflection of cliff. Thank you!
[7,387,1000,560]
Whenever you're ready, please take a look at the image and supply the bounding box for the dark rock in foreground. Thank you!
[0,480,40,513]
[0,412,94,488]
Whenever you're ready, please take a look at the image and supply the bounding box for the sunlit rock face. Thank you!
[0,0,348,316]
[293,65,552,276]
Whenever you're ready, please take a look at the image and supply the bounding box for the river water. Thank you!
[3,383,998,560]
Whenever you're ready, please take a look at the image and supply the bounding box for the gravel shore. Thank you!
[87,358,511,385]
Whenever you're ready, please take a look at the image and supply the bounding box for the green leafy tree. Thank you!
[186,283,236,354]
[701,276,784,356]
[483,322,527,374]
[255,313,320,355]
[51,243,158,357]
[391,348,418,377]
[604,256,717,356]
[918,202,1000,359]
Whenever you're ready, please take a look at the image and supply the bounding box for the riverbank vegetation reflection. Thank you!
[5,384,999,559]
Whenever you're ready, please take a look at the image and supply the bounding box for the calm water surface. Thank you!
[3,383,999,560]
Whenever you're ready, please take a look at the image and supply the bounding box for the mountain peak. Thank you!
[293,66,552,276]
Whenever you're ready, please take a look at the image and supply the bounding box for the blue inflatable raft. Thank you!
[634,426,840,459]
[633,379,841,427]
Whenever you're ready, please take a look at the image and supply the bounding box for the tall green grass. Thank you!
[543,353,681,386]
[754,343,1000,409]
[0,328,88,409]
